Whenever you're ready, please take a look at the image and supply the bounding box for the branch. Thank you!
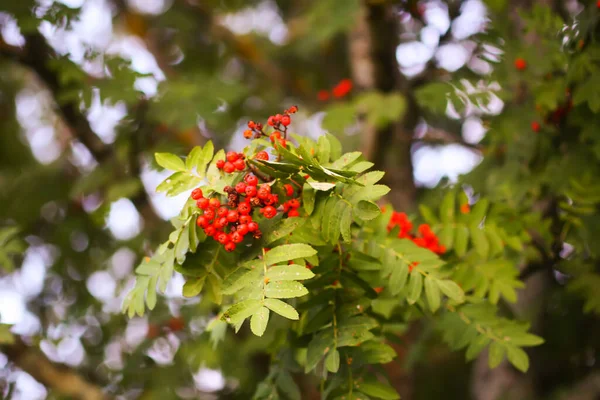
[2,340,110,400]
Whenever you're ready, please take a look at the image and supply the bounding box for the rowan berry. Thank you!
[287,105,298,114]
[216,159,225,169]
[223,162,235,173]
[281,115,291,126]
[317,90,329,101]
[227,210,239,223]
[239,215,252,224]
[191,188,203,200]
[274,114,283,123]
[244,174,258,186]
[204,226,216,236]
[284,184,294,196]
[204,208,215,220]
[267,116,276,126]
[196,216,209,227]
[248,121,256,129]
[231,231,244,243]
[237,224,249,235]
[217,206,228,218]
[288,209,300,217]
[257,186,271,200]
[243,129,253,139]
[288,198,300,209]
[196,198,209,209]
[514,58,527,71]
[245,185,257,197]
[531,121,541,132]
[167,317,185,332]
[278,139,287,148]
[208,198,220,208]
[224,242,236,252]
[332,79,353,98]
[248,222,259,232]
[269,131,282,143]
[238,202,251,215]
[261,206,277,219]
[233,159,245,170]
[460,203,470,214]
[255,151,269,161]
[226,151,239,163]
[264,194,278,206]
[216,232,229,244]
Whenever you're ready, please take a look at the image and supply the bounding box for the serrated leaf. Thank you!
[470,225,489,259]
[222,299,262,324]
[340,204,353,243]
[440,191,456,223]
[389,260,409,295]
[454,224,469,257]
[222,268,261,295]
[317,134,331,163]
[267,265,315,281]
[439,224,454,248]
[264,244,318,265]
[182,276,206,298]
[466,335,491,361]
[325,349,340,373]
[488,342,505,368]
[424,276,441,312]
[305,330,334,373]
[263,217,306,245]
[469,198,489,224]
[326,133,342,160]
[276,371,301,400]
[506,346,529,372]
[407,273,423,304]
[357,380,400,400]
[303,184,316,215]
[155,152,185,171]
[308,181,336,191]
[250,307,270,337]
[355,201,380,220]
[357,171,385,186]
[264,299,299,320]
[437,280,465,302]
[207,274,222,305]
[510,334,544,347]
[265,281,308,298]
[146,276,158,310]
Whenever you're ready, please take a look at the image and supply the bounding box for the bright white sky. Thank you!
[0,0,492,397]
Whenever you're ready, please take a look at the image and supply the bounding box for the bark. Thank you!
[2,340,109,400]
[348,1,417,212]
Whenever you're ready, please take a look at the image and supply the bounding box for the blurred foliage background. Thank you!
[1,0,600,399]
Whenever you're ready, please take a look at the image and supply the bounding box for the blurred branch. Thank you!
[2,339,110,400]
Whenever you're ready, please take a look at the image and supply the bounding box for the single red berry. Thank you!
[283,184,293,196]
[245,185,258,197]
[227,210,239,223]
[262,206,277,219]
[531,121,541,132]
[237,224,249,235]
[257,187,271,200]
[332,79,353,98]
[287,105,298,114]
[238,202,251,215]
[597,0,600,9]
[204,226,216,236]
[191,188,203,200]
[263,194,278,206]
[217,206,228,218]
[213,218,224,229]
[269,131,282,143]
[218,217,228,227]
[231,231,243,243]
[278,139,287,148]
[281,115,291,126]
[239,215,252,224]
[248,222,259,232]
[243,129,253,139]
[235,182,247,194]
[267,116,276,126]
[289,198,300,209]
[514,58,527,71]
[255,151,269,161]
[146,324,160,339]
[196,216,209,227]
[167,317,185,332]
[233,159,246,170]
[244,174,259,186]
[204,208,215,220]
[196,198,209,209]
[317,90,330,101]
[217,232,229,244]
[224,242,236,252]
[248,121,256,129]
[274,114,282,123]
[216,159,225,169]
[226,151,239,163]
[208,198,220,208]
[223,162,235,173]
[288,209,300,217]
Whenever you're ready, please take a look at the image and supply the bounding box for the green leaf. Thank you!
[506,346,529,372]
[222,299,262,324]
[327,133,343,160]
[437,280,465,302]
[263,217,306,245]
[250,307,270,337]
[317,134,331,163]
[303,184,316,215]
[355,201,381,220]
[486,225,504,257]
[439,224,454,248]
[305,330,334,373]
[340,204,353,243]
[264,299,299,320]
[182,275,206,298]
[146,276,158,310]
[207,274,222,305]
[389,260,409,296]
[407,273,423,304]
[267,265,315,281]
[265,281,309,299]
[155,152,185,171]
[454,224,469,257]
[470,225,490,259]
[440,191,456,223]
[466,335,491,361]
[0,324,15,344]
[276,371,301,400]
[221,268,261,295]
[264,244,318,265]
[322,197,346,243]
[357,171,385,186]
[325,349,340,373]
[510,333,544,347]
[357,380,400,400]
[424,276,441,312]
[469,198,489,224]
[488,342,505,368]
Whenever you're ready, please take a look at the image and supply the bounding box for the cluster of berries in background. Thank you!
[191,107,304,252]
[317,78,353,101]
[387,211,446,255]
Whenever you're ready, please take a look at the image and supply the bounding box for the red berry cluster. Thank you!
[216,151,246,174]
[387,211,446,255]
[243,106,298,148]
